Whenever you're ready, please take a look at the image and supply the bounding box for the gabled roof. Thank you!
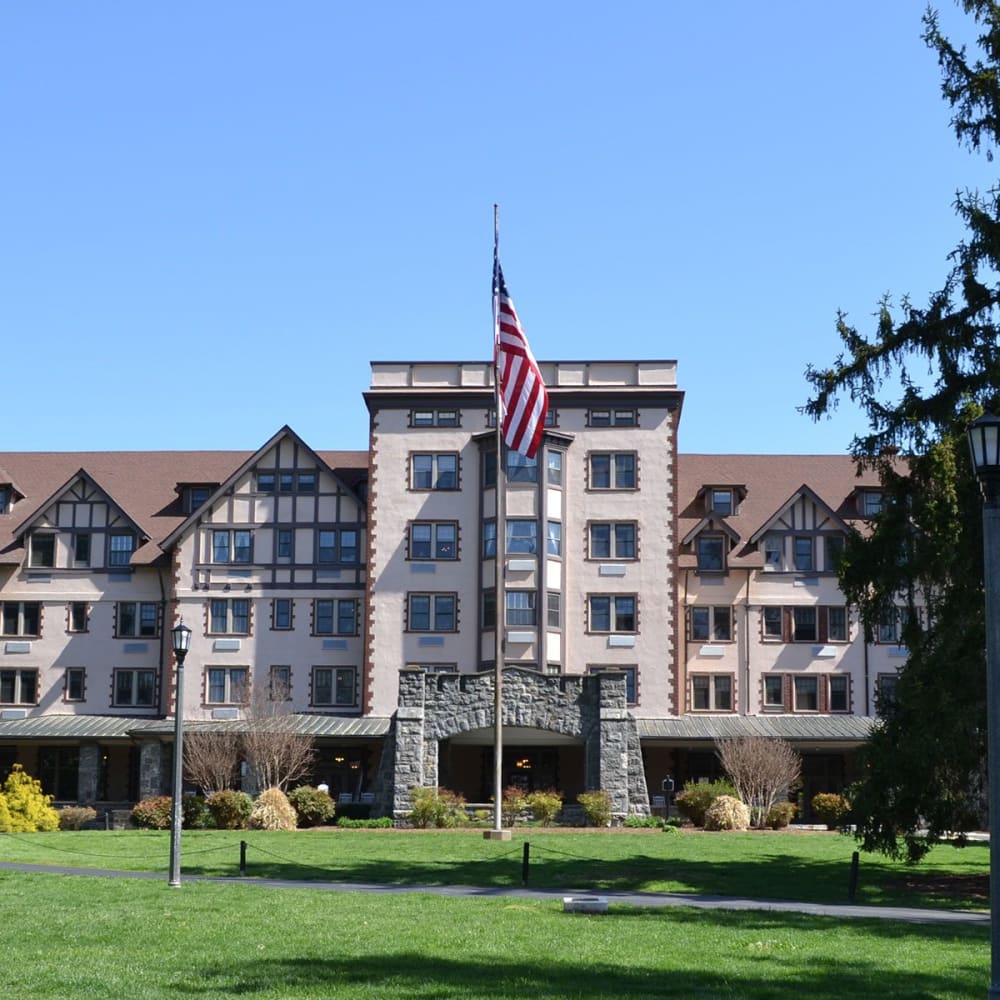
[747,483,852,545]
[680,515,742,548]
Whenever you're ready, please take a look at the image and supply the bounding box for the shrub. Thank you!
[623,814,664,828]
[249,787,298,831]
[665,816,684,829]
[288,785,336,828]
[766,800,797,829]
[526,790,563,826]
[2,765,59,832]
[500,786,528,827]
[577,790,613,827]
[704,795,751,831]
[336,816,393,828]
[206,789,253,830]
[408,787,466,828]
[182,795,212,829]
[675,779,736,826]
[58,806,97,831]
[812,792,851,829]
[0,794,11,833]
[130,795,173,830]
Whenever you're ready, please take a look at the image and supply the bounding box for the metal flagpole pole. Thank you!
[486,204,510,840]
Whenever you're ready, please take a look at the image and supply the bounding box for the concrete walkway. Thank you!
[0,860,987,927]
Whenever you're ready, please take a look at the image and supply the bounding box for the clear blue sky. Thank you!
[2,2,993,455]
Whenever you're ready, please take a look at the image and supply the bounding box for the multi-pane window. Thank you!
[312,666,356,707]
[506,591,537,626]
[763,674,784,709]
[29,533,55,568]
[876,673,898,716]
[113,668,156,707]
[793,537,814,572]
[411,453,458,490]
[482,590,497,629]
[589,408,637,427]
[210,599,250,635]
[861,490,884,517]
[506,451,538,483]
[762,606,848,643]
[711,489,734,516]
[317,529,358,564]
[482,451,498,489]
[64,667,86,702]
[206,667,249,705]
[878,606,904,644]
[546,521,562,556]
[68,602,88,633]
[691,674,733,711]
[407,593,457,632]
[186,486,211,512]
[1,602,40,637]
[410,522,458,560]
[269,665,292,700]
[763,535,782,570]
[272,598,293,630]
[411,408,459,427]
[589,522,637,560]
[828,606,848,642]
[482,521,497,559]
[108,533,135,567]
[547,451,563,486]
[506,520,537,555]
[73,533,91,565]
[829,674,849,712]
[690,606,732,642]
[314,599,358,636]
[589,595,637,633]
[277,529,293,559]
[547,591,561,628]
[792,607,817,642]
[212,529,253,564]
[793,676,819,711]
[116,602,160,638]
[256,471,317,493]
[0,669,38,705]
[825,534,845,571]
[696,535,725,572]
[763,674,847,713]
[589,452,636,490]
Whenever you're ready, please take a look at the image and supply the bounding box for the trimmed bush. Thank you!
[288,785,336,828]
[766,801,797,829]
[675,780,737,827]
[408,787,466,828]
[2,765,59,832]
[525,790,563,826]
[812,792,851,829]
[577,790,613,827]
[130,795,173,830]
[336,816,393,828]
[249,787,298,831]
[58,806,97,831]
[704,795,751,831]
[206,789,253,830]
[182,795,212,829]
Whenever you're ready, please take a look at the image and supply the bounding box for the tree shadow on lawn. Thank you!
[170,911,986,1000]
[192,843,989,912]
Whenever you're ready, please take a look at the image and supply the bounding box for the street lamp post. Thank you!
[167,620,192,888]
[968,412,1000,1000]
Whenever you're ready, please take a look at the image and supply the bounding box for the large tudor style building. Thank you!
[0,360,901,820]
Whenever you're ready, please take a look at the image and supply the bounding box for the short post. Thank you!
[240,840,247,877]
[847,850,859,903]
[522,841,530,885]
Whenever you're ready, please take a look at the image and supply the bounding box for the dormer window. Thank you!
[861,490,884,517]
[711,489,734,516]
[763,535,782,571]
[109,533,135,568]
[29,533,55,569]
[0,486,9,513]
[696,534,725,572]
[187,486,212,513]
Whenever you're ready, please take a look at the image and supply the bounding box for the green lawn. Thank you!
[0,827,989,911]
[0,870,988,999]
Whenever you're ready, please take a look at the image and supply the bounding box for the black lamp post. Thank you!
[968,413,1000,1000]
[168,620,192,888]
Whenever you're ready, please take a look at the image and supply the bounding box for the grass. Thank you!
[0,826,989,911]
[0,870,989,999]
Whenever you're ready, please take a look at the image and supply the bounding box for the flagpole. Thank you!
[488,203,509,839]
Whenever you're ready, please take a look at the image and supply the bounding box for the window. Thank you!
[0,669,38,705]
[272,598,293,630]
[482,451,498,489]
[506,451,538,483]
[506,520,537,555]
[256,472,276,492]
[108,533,135,567]
[0,486,9,513]
[210,599,250,635]
[546,521,562,556]
[0,602,40,637]
[793,676,819,711]
[547,591,561,628]
[269,665,291,700]
[547,452,563,486]
[206,667,249,704]
[793,537,814,572]
[762,606,847,643]
[792,607,817,642]
[29,533,55,568]
[113,668,156,707]
[763,535,782,571]
[588,665,637,705]
[277,529,293,559]
[828,606,848,642]
[64,667,86,702]
[213,529,253,564]
[862,490,884,517]
[407,593,457,632]
[690,606,732,642]
[116,602,160,638]
[312,666,356,707]
[878,606,903,644]
[825,535,845,571]
[589,595,636,633]
[314,599,358,636]
[279,473,295,492]
[763,675,784,709]
[411,453,458,490]
[68,602,88,633]
[73,533,91,565]
[410,521,458,560]
[876,673,898,716]
[711,489,734,516]
[297,472,317,493]
[589,452,636,489]
[763,607,783,639]
[411,408,459,427]
[407,662,458,673]
[318,529,359,564]
[829,675,849,712]
[482,590,497,629]
[696,535,725,572]
[186,486,212,512]
[588,408,637,426]
[482,521,497,559]
[506,591,537,626]
[691,674,733,711]
[589,522,637,560]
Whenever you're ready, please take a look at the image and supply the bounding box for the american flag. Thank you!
[494,260,548,459]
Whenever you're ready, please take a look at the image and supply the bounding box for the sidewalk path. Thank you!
[0,860,987,928]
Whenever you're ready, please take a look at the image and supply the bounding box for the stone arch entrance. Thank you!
[381,667,650,821]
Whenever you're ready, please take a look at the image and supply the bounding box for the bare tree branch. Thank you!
[715,737,802,828]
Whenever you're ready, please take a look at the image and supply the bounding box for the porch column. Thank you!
[391,670,428,820]
[77,743,101,804]
[137,739,165,801]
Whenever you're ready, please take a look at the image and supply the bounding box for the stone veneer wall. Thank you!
[379,667,650,821]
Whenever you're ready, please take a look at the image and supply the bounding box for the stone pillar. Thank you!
[594,672,638,820]
[77,743,101,804]
[137,740,164,801]
[391,670,429,819]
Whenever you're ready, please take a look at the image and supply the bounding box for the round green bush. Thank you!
[675,780,737,826]
[130,795,173,830]
[206,789,253,830]
[288,785,336,828]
